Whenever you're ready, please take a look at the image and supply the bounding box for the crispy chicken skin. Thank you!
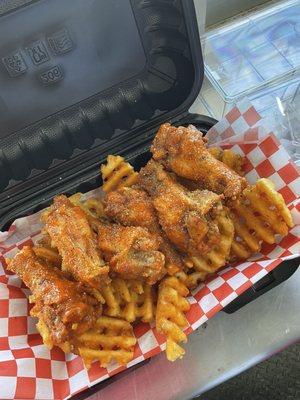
[42,195,109,288]
[104,187,185,274]
[97,222,166,285]
[6,246,99,346]
[138,160,222,256]
[151,123,247,199]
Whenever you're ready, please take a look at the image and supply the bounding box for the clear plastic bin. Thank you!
[201,0,300,117]
[200,73,300,164]
[278,77,300,165]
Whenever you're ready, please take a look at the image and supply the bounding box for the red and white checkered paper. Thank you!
[0,100,299,400]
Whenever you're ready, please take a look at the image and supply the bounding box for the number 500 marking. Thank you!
[39,65,63,85]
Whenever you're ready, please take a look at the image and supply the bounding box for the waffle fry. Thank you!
[69,193,104,219]
[209,147,245,176]
[156,276,190,361]
[101,279,155,323]
[37,310,136,369]
[101,155,138,193]
[230,178,294,260]
[191,208,234,275]
[76,316,136,368]
[175,270,207,290]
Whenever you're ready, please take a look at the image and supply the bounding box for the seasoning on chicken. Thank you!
[6,246,100,347]
[104,187,185,274]
[151,123,247,199]
[97,222,166,285]
[42,195,109,289]
[138,160,222,257]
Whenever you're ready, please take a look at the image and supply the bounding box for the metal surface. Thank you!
[203,342,300,399]
[87,266,300,400]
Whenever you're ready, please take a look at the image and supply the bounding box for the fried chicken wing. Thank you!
[151,123,247,199]
[104,187,185,274]
[42,195,109,288]
[138,160,222,256]
[97,222,166,285]
[6,246,100,346]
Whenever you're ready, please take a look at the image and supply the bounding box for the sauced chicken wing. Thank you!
[104,187,185,274]
[138,160,222,257]
[151,123,247,199]
[6,246,99,346]
[42,195,109,288]
[97,222,166,285]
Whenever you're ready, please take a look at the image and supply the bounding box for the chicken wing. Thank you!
[151,123,247,199]
[138,160,222,257]
[104,187,185,274]
[139,160,222,256]
[97,222,166,285]
[6,246,100,346]
[42,195,109,288]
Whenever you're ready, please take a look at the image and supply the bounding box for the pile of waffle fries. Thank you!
[6,123,294,368]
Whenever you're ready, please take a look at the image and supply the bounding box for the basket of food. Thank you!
[0,1,299,399]
[1,101,299,398]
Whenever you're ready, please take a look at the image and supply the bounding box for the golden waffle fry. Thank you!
[88,289,106,304]
[156,276,190,361]
[76,316,137,368]
[209,147,245,176]
[101,279,155,323]
[69,193,104,219]
[123,284,155,323]
[101,155,138,193]
[175,270,207,290]
[191,208,234,274]
[38,316,136,369]
[230,178,294,260]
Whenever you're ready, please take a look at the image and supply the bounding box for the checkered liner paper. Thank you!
[0,100,299,400]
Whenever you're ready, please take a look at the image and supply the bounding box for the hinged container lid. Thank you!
[0,0,204,228]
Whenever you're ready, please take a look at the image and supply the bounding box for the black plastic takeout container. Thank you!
[0,0,205,229]
[0,1,298,397]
